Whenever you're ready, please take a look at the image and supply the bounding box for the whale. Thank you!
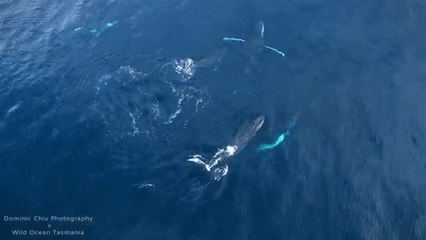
[223,21,285,58]
[188,115,265,180]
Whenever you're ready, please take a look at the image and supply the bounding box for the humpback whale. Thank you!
[188,115,265,180]
[223,21,285,58]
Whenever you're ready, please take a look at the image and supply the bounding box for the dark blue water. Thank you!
[1,0,426,239]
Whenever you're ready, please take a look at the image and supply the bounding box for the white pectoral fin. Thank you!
[187,155,211,171]
[265,45,286,58]
[187,157,206,165]
[223,37,246,43]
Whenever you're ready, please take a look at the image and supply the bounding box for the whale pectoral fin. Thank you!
[265,45,286,58]
[223,37,246,43]
[187,157,206,166]
[187,155,211,171]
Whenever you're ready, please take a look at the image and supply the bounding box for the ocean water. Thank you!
[1,0,426,239]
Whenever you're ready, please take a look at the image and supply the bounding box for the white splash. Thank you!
[173,58,195,81]
[226,145,237,156]
[187,145,237,173]
[134,183,155,189]
[165,87,209,124]
[208,145,238,169]
[118,65,143,79]
[128,112,140,136]
[166,95,184,124]
[96,74,111,93]
[95,60,208,140]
